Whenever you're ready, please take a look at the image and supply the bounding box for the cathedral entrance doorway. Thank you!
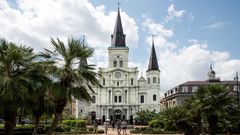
[113,109,122,120]
[90,111,96,122]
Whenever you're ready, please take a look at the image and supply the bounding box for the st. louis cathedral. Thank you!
[76,8,160,123]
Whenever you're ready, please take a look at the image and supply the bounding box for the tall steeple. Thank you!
[111,4,126,47]
[147,36,159,72]
[79,35,88,67]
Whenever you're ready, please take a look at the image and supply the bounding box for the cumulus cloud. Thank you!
[143,17,240,95]
[0,0,138,67]
[142,17,176,50]
[165,4,186,22]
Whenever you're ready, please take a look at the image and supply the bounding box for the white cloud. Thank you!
[0,0,138,67]
[142,16,240,95]
[159,42,240,94]
[201,21,232,30]
[142,18,176,49]
[165,4,186,22]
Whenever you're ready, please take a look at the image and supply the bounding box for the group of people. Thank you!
[111,120,127,135]
[93,119,128,135]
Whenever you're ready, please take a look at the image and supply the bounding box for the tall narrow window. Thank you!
[148,78,150,84]
[109,91,111,103]
[114,96,117,103]
[109,75,111,85]
[182,86,188,93]
[125,90,127,103]
[103,78,105,86]
[131,78,133,85]
[119,96,122,103]
[158,78,160,84]
[140,95,144,103]
[113,61,117,67]
[153,94,156,101]
[119,60,123,67]
[92,96,96,103]
[153,77,156,83]
[117,82,119,86]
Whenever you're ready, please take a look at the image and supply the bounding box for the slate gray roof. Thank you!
[147,40,159,72]
[111,8,126,47]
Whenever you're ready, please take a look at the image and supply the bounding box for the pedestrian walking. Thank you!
[111,120,115,131]
[104,121,109,134]
[116,120,122,135]
[121,120,127,134]
[93,119,98,134]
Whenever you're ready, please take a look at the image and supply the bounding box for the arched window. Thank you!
[153,77,156,83]
[103,78,105,86]
[119,96,122,103]
[140,95,144,103]
[92,96,96,103]
[114,96,117,103]
[153,94,156,101]
[113,61,117,67]
[119,60,123,67]
[131,78,133,85]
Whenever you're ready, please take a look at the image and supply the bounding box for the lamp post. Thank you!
[234,72,239,112]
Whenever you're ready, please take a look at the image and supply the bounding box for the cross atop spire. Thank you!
[147,36,159,72]
[111,3,126,47]
[117,2,120,10]
[152,34,155,45]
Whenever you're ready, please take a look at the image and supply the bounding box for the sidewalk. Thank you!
[96,126,182,135]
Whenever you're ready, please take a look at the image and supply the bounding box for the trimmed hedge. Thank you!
[62,119,86,128]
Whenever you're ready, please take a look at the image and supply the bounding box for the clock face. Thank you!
[115,72,121,78]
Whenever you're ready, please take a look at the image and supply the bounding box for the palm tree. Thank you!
[0,39,38,135]
[195,84,234,135]
[28,61,54,135]
[42,37,101,135]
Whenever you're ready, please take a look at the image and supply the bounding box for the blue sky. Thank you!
[1,0,240,94]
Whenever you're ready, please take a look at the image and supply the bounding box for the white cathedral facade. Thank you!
[76,8,160,123]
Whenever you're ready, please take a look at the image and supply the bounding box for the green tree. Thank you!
[0,39,38,135]
[135,109,158,125]
[195,84,235,135]
[43,37,101,135]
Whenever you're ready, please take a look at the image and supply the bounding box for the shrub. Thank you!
[149,119,164,128]
[62,119,86,128]
[97,129,104,133]
[88,127,94,132]
[76,120,86,128]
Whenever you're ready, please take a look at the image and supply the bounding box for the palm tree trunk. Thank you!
[4,110,17,135]
[46,97,67,135]
[32,115,41,135]
[208,115,217,135]
[46,112,61,135]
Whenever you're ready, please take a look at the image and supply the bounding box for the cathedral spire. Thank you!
[147,35,159,72]
[79,35,88,67]
[111,4,126,47]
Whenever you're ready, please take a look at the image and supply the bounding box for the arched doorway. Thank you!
[90,111,96,124]
[113,109,122,120]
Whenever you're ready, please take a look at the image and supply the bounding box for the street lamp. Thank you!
[234,72,239,111]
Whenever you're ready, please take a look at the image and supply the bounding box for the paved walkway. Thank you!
[95,126,182,135]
